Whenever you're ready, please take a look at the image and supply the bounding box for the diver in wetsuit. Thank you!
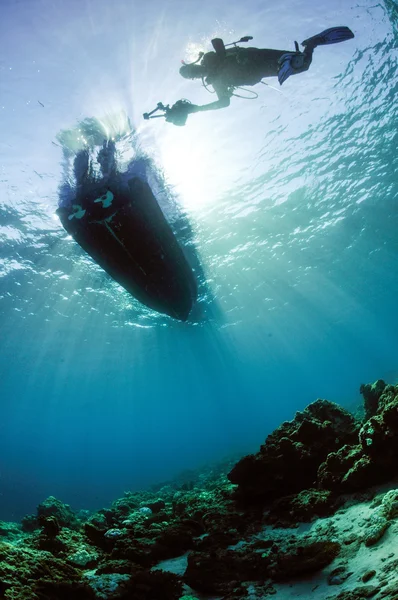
[175,27,354,119]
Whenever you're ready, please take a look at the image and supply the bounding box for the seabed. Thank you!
[1,379,398,600]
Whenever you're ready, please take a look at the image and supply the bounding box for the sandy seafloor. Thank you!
[161,483,398,600]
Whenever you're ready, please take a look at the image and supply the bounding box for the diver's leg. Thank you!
[244,47,311,83]
[300,45,314,70]
[247,48,292,78]
[278,26,354,85]
[277,49,312,85]
[277,35,318,86]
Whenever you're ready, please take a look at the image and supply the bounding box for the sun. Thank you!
[157,122,228,213]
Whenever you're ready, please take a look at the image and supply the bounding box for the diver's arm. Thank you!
[192,96,231,112]
[191,82,232,112]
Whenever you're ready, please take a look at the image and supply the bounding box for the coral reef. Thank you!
[360,379,386,419]
[3,379,398,599]
[229,381,398,502]
[317,382,398,494]
[228,399,358,505]
[37,496,79,529]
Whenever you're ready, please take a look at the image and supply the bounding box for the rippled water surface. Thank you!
[0,0,397,519]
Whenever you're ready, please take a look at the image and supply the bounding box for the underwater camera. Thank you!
[143,100,195,126]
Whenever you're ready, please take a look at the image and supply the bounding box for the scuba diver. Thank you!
[143,26,354,126]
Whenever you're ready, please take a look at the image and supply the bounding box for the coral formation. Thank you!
[3,379,398,599]
[228,399,358,504]
[37,496,78,529]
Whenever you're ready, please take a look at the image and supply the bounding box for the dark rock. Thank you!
[118,569,183,600]
[269,539,341,581]
[327,566,352,585]
[153,522,198,559]
[229,400,358,505]
[327,585,379,599]
[362,570,376,583]
[84,522,110,551]
[360,380,386,419]
[96,559,138,575]
[318,445,363,491]
[36,515,66,554]
[318,445,384,493]
[268,488,339,525]
[146,500,166,513]
[110,537,156,567]
[221,583,277,599]
[358,386,398,465]
[0,580,11,594]
[194,530,241,551]
[86,512,107,528]
[219,584,250,599]
[359,416,386,455]
[21,514,39,532]
[184,549,267,594]
[37,496,78,529]
[322,384,398,492]
[39,515,61,537]
[34,581,97,600]
[229,383,398,501]
[341,456,381,490]
[342,533,358,545]
[37,534,66,554]
[364,516,389,547]
[100,508,115,525]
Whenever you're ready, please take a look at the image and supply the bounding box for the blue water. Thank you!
[0,0,397,521]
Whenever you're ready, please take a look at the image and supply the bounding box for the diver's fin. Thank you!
[278,53,306,86]
[302,26,354,49]
[278,54,294,85]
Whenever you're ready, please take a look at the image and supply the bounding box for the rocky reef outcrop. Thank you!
[317,381,398,494]
[3,379,398,599]
[229,381,398,505]
[228,399,359,505]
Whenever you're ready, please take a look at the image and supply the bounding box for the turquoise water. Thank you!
[0,0,397,520]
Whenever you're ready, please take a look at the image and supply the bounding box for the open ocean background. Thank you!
[0,0,397,521]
